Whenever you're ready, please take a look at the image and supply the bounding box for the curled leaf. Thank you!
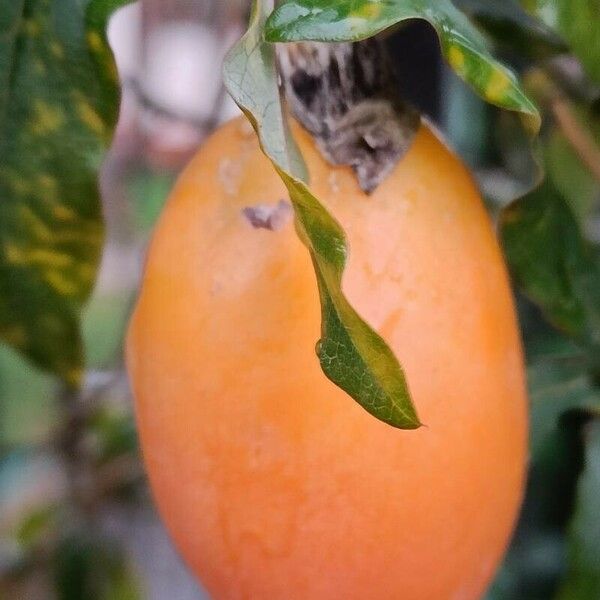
[266,0,540,132]
[223,0,420,428]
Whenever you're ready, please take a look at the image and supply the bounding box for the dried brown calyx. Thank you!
[278,39,420,194]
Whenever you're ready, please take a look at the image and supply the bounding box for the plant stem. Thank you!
[58,385,96,520]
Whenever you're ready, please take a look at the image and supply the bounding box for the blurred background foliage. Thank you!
[1,0,599,598]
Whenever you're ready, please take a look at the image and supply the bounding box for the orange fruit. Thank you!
[127,116,528,599]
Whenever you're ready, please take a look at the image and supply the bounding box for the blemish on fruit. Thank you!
[218,158,242,196]
[242,200,292,231]
[328,171,340,194]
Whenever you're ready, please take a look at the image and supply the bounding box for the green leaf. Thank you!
[456,0,557,36]
[54,535,141,600]
[528,357,600,459]
[500,182,600,356]
[455,0,566,58]
[265,0,540,132]
[487,356,600,599]
[0,0,131,385]
[558,418,600,599]
[89,404,138,464]
[546,130,600,225]
[223,0,420,428]
[16,504,57,549]
[526,0,600,85]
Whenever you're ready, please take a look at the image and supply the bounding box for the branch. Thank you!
[551,96,600,183]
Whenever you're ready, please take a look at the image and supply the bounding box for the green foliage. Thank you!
[0,394,142,597]
[54,535,140,600]
[499,146,600,592]
[89,403,138,464]
[455,0,566,60]
[127,170,174,233]
[265,0,540,132]
[223,0,420,428]
[0,0,130,386]
[16,504,58,549]
[501,185,600,353]
[528,357,599,458]
[487,350,600,599]
[546,128,600,224]
[559,418,600,599]
[555,0,600,85]
[493,5,600,593]
[524,0,600,84]
[1,0,599,595]
[0,344,58,445]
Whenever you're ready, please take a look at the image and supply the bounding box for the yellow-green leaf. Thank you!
[0,0,131,385]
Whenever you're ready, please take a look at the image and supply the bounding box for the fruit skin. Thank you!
[127,116,528,600]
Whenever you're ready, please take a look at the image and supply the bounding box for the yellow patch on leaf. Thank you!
[29,100,65,135]
[86,31,104,53]
[485,69,512,103]
[447,46,465,71]
[5,243,73,269]
[44,270,79,296]
[52,203,78,221]
[351,2,382,20]
[74,95,106,136]
[19,205,53,241]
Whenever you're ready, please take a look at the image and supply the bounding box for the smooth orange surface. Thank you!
[127,117,528,600]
